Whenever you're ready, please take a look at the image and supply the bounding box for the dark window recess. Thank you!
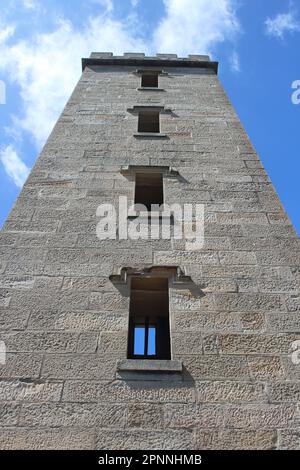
[134,172,163,211]
[141,73,159,88]
[138,111,160,133]
[128,277,171,360]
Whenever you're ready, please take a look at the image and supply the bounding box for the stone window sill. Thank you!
[117,359,182,373]
[127,211,174,220]
[133,132,168,139]
[137,87,165,92]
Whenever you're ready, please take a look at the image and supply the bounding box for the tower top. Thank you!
[82,52,218,74]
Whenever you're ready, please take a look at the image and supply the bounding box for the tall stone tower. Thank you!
[0,52,299,450]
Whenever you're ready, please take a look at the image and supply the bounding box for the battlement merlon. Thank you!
[81,52,218,74]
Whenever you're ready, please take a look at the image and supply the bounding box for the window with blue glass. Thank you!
[128,277,171,360]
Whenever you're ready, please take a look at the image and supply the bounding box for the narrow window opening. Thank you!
[138,111,160,133]
[128,277,171,360]
[141,73,158,88]
[134,172,163,211]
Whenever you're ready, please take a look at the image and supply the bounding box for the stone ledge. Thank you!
[127,105,166,114]
[127,211,175,221]
[137,87,165,92]
[121,164,179,177]
[117,359,183,373]
[133,133,168,139]
[82,53,218,74]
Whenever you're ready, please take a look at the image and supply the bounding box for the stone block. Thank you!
[0,403,20,425]
[224,404,298,429]
[0,353,43,379]
[19,402,126,427]
[278,429,300,449]
[165,403,224,428]
[248,356,285,380]
[214,293,286,312]
[62,379,195,403]
[0,427,95,449]
[127,404,164,429]
[196,381,266,403]
[218,333,298,355]
[41,353,117,380]
[96,429,194,450]
[194,429,276,450]
[180,355,249,380]
[0,380,63,402]
[54,311,128,331]
[2,331,78,353]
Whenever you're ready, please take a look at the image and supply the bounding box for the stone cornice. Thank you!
[82,52,218,74]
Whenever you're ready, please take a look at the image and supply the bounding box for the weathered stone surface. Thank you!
[0,308,30,330]
[19,402,126,427]
[77,332,99,352]
[214,293,286,312]
[127,404,164,429]
[268,382,300,403]
[0,427,95,449]
[248,356,285,379]
[2,331,78,352]
[171,290,215,311]
[0,53,299,449]
[0,353,43,379]
[98,332,127,354]
[54,311,128,331]
[41,354,117,380]
[62,379,195,403]
[165,404,224,428]
[224,404,298,429]
[172,332,203,354]
[0,380,63,401]
[196,381,266,403]
[62,276,108,291]
[173,309,240,332]
[239,312,265,331]
[0,403,20,425]
[278,429,300,449]
[0,275,35,289]
[217,333,298,355]
[179,355,250,380]
[96,429,194,450]
[194,429,276,450]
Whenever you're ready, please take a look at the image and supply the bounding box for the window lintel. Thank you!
[127,105,169,115]
[120,165,179,178]
[109,265,192,286]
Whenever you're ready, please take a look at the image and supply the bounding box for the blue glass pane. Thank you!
[134,327,145,355]
[147,327,156,356]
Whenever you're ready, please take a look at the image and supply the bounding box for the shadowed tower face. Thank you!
[0,52,299,450]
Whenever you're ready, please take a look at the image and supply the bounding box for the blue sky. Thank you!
[0,0,300,233]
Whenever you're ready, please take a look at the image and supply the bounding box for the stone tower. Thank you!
[0,52,299,450]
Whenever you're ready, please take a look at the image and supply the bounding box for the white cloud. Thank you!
[229,50,240,72]
[131,0,139,7]
[265,10,300,39]
[90,0,114,12]
[153,0,240,56]
[22,0,39,9]
[0,145,30,187]
[0,26,15,44]
[0,15,148,148]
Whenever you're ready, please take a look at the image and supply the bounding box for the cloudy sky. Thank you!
[0,0,299,233]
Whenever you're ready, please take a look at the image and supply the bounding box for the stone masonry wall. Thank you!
[0,53,300,449]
